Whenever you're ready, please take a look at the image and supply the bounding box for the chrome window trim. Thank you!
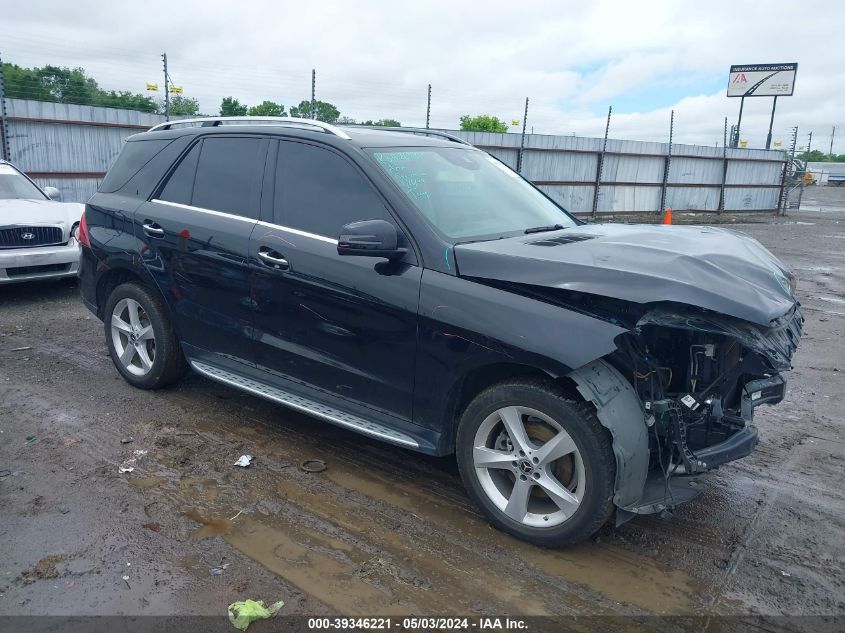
[151,199,339,245]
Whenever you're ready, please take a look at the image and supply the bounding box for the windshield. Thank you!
[370,147,576,241]
[0,164,47,200]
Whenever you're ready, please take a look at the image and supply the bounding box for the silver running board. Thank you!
[190,360,419,448]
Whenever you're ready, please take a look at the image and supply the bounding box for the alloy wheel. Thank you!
[472,405,585,528]
[110,298,156,376]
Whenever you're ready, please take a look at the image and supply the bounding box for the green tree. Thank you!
[337,116,358,124]
[362,119,401,127]
[798,149,827,162]
[289,99,340,123]
[1,62,157,112]
[219,96,248,116]
[248,100,286,116]
[459,114,508,133]
[164,94,201,116]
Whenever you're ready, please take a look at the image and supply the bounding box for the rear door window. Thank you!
[159,141,201,205]
[273,141,389,238]
[192,137,264,219]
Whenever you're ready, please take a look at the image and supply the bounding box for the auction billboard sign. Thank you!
[727,63,798,97]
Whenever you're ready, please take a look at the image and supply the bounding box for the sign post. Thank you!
[727,63,797,149]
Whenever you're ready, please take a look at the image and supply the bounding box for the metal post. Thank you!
[830,126,837,159]
[734,96,745,148]
[0,53,10,161]
[425,84,431,129]
[592,106,612,218]
[311,69,316,120]
[162,53,169,121]
[765,96,778,150]
[659,110,674,215]
[780,126,798,215]
[796,132,812,211]
[719,117,728,214]
[516,97,529,173]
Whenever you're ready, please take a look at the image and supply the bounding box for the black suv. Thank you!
[79,117,802,546]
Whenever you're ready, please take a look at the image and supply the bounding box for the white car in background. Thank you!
[0,160,83,284]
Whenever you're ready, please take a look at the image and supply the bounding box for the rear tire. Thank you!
[456,378,616,547]
[104,282,187,389]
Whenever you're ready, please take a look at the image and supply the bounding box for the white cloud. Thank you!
[1,0,842,152]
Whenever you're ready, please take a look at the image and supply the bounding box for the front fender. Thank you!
[568,359,649,509]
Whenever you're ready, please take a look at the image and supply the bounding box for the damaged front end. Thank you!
[610,302,804,519]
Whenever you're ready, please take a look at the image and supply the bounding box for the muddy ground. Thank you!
[1,187,843,621]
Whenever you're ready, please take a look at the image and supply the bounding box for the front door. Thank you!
[250,139,421,421]
[137,135,268,364]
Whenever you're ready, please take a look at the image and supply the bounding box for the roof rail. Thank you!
[354,126,470,145]
[147,116,352,140]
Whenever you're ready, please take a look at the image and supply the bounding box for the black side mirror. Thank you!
[338,219,407,260]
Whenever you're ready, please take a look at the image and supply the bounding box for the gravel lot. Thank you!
[1,188,843,621]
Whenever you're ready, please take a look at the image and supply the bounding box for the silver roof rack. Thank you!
[354,126,470,145]
[147,116,352,140]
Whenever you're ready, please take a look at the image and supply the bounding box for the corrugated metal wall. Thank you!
[454,130,786,214]
[4,99,169,203]
[2,98,786,214]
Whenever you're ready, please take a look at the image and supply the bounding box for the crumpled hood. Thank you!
[454,223,797,326]
[0,198,84,230]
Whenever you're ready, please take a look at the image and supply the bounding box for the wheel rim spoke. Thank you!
[504,477,533,522]
[127,299,142,329]
[111,314,132,334]
[137,325,155,341]
[534,431,578,466]
[498,406,531,454]
[119,342,137,366]
[535,472,580,515]
[473,446,514,470]
[135,344,154,371]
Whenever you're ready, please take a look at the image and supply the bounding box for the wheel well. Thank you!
[95,268,148,318]
[446,363,551,451]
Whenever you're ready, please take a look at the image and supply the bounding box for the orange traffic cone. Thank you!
[662,207,673,225]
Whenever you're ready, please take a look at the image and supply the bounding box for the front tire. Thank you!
[456,379,616,547]
[104,282,187,389]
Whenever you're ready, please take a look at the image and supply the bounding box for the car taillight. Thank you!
[78,212,91,248]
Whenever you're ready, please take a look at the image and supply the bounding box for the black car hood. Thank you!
[454,224,797,326]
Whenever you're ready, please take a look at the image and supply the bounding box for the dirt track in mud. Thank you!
[1,190,843,619]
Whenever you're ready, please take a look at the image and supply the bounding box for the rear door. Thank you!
[135,135,268,364]
[249,139,422,421]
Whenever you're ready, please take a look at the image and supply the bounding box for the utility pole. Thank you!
[516,97,529,173]
[0,53,10,161]
[425,84,431,129]
[734,96,745,148]
[765,96,778,150]
[311,69,316,120]
[162,53,169,121]
[830,126,837,158]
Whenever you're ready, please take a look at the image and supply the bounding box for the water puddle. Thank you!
[326,468,700,614]
[182,508,233,540]
[128,476,165,489]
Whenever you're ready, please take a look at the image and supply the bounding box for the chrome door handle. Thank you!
[258,248,290,270]
[142,222,165,237]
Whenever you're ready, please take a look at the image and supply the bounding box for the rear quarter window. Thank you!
[99,138,173,193]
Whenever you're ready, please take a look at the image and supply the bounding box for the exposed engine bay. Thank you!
[482,280,805,515]
[615,304,803,482]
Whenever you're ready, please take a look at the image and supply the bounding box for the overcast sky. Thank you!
[2,0,842,152]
